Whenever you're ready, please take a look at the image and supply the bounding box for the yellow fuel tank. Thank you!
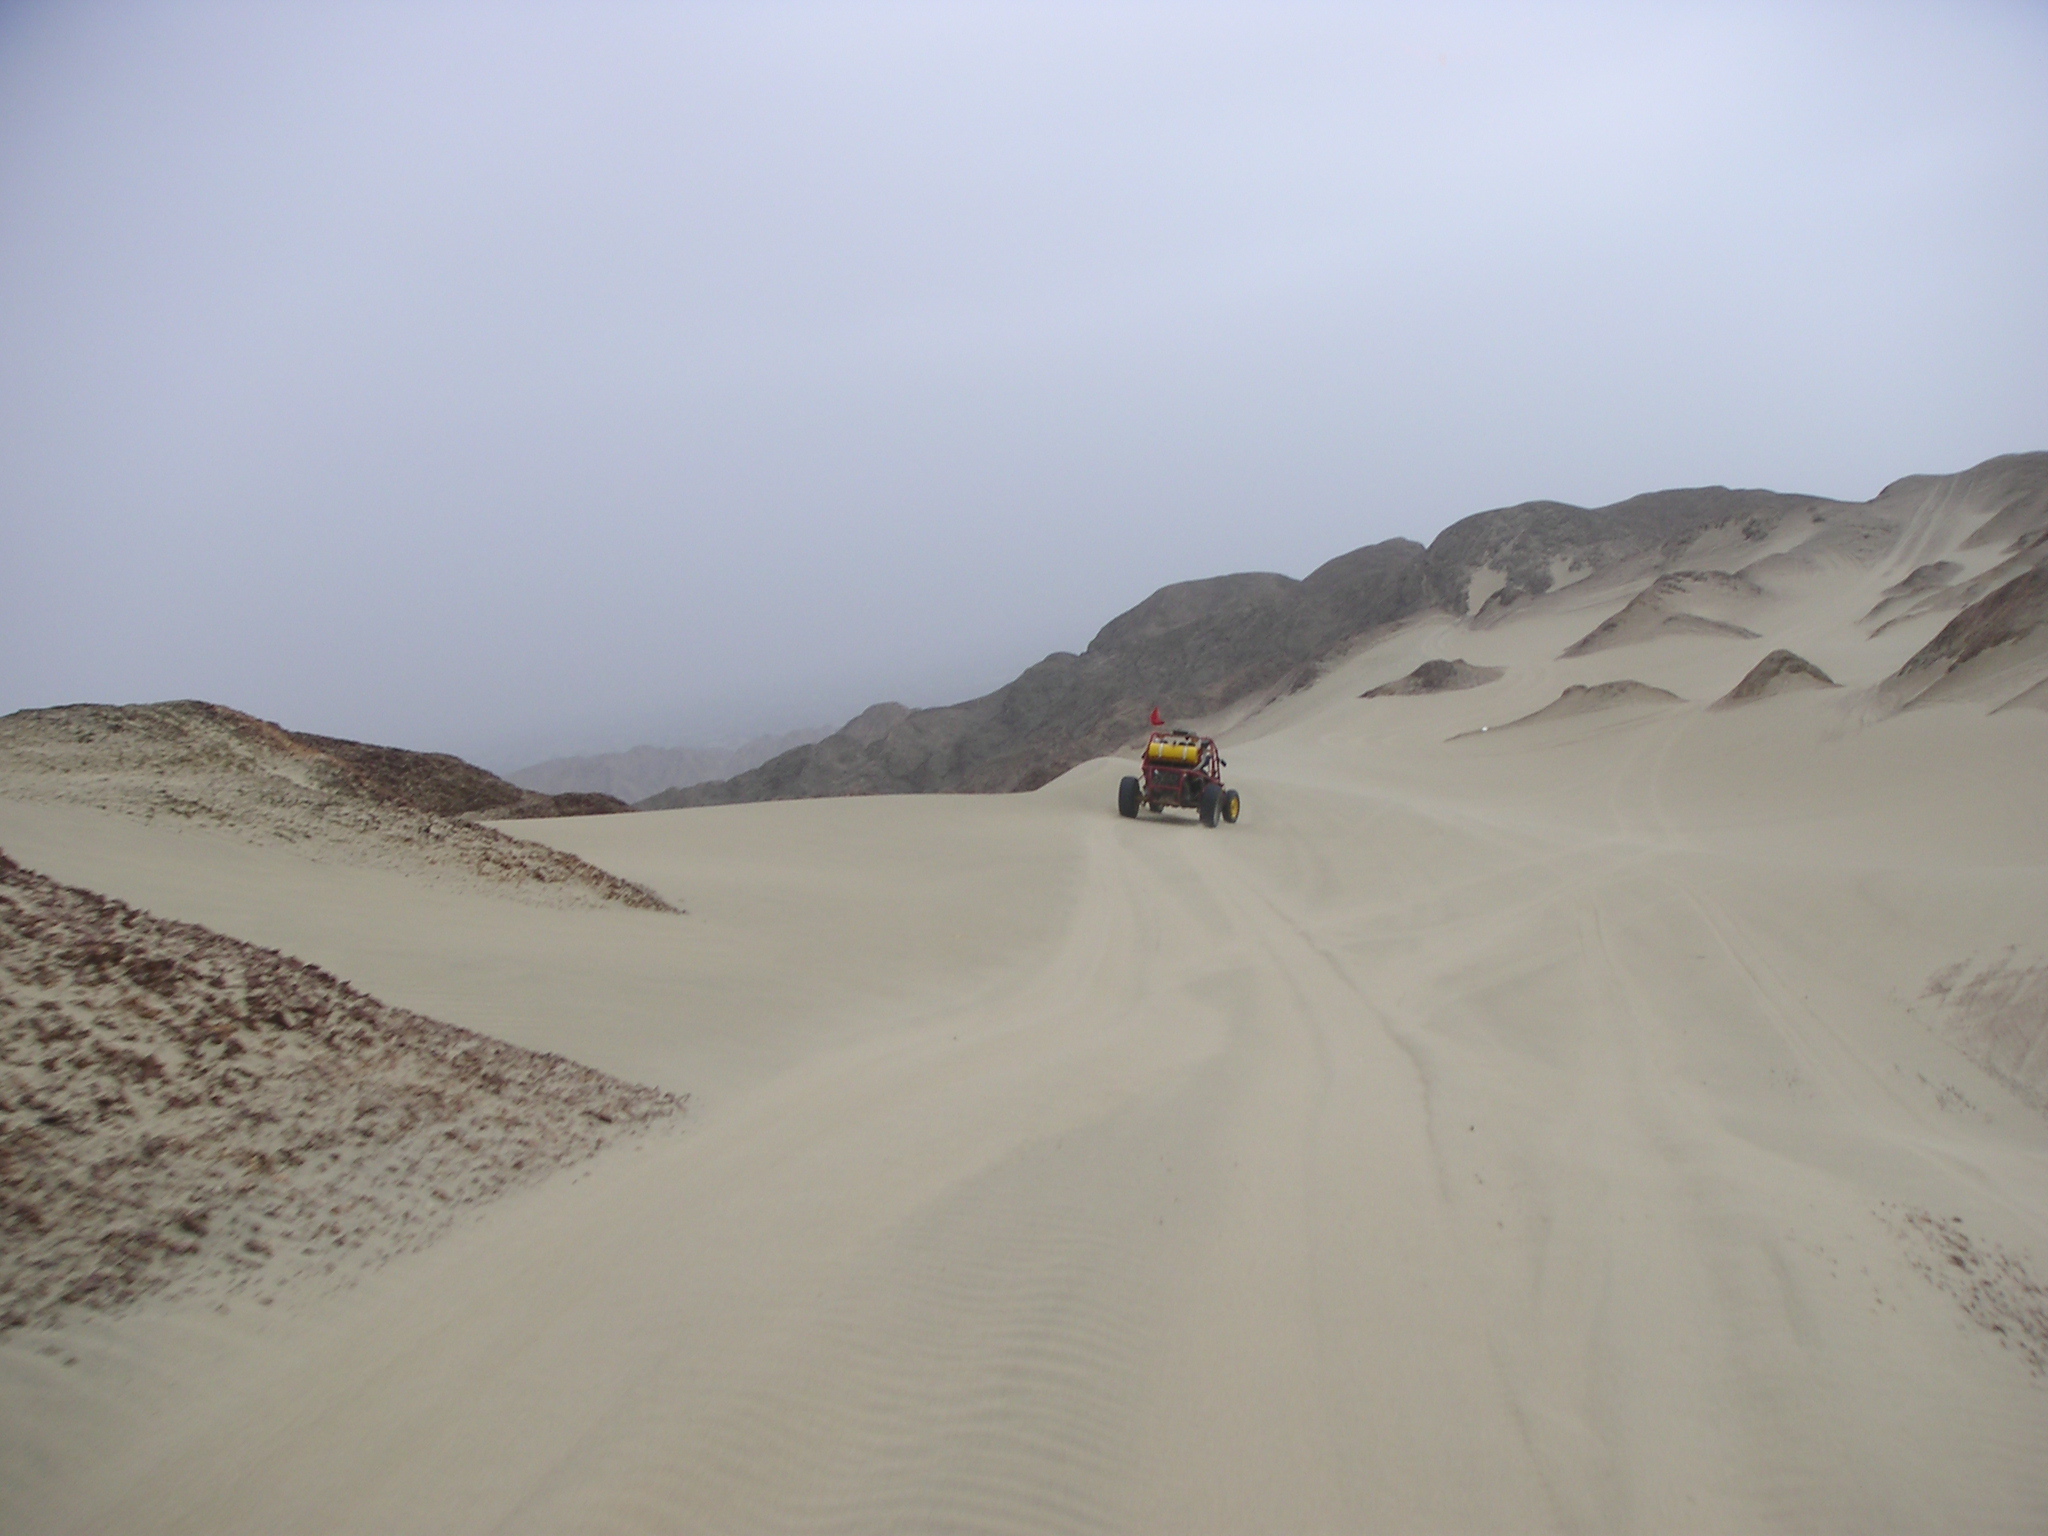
[1145,739,1202,765]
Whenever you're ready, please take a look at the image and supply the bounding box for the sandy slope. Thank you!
[4,496,2047,1532]
[0,702,663,909]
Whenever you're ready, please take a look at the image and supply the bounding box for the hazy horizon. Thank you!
[5,2,2045,770]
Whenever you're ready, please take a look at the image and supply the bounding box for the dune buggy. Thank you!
[1119,728,1240,827]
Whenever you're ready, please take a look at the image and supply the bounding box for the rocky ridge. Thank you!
[653,453,2048,807]
[0,703,670,911]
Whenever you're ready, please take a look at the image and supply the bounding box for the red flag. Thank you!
[1149,707,1164,727]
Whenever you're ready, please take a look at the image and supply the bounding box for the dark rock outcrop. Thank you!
[1885,566,2048,708]
[1361,659,1504,697]
[1714,649,1838,707]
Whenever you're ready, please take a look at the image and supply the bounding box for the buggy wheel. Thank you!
[1199,781,1221,827]
[1118,775,1140,818]
[1222,789,1240,824]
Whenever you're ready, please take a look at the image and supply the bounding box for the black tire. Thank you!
[1222,789,1241,825]
[1199,781,1221,828]
[1118,776,1141,819]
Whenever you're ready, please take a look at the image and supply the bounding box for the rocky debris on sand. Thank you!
[0,702,671,911]
[1919,954,2048,1115]
[1714,649,1839,707]
[0,853,683,1334]
[1888,1206,2048,1376]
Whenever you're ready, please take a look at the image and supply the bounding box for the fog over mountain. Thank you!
[508,728,830,805]
[3,4,2044,766]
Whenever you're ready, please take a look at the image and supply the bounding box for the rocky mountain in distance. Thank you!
[15,459,2034,833]
[645,540,1429,806]
[644,453,2046,810]
[508,727,831,805]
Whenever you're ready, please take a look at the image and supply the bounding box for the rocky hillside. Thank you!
[650,454,2048,808]
[277,726,631,821]
[0,853,680,1332]
[0,703,669,911]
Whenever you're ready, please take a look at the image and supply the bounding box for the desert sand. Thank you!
[3,489,2046,1533]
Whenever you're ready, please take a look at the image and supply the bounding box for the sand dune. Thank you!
[1456,678,1683,738]
[1871,528,2048,637]
[1883,566,2048,712]
[1560,571,1767,657]
[1993,676,2048,713]
[1862,559,1963,628]
[3,463,2047,1533]
[511,727,831,805]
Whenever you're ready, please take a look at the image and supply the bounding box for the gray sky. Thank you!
[4,1,2044,769]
